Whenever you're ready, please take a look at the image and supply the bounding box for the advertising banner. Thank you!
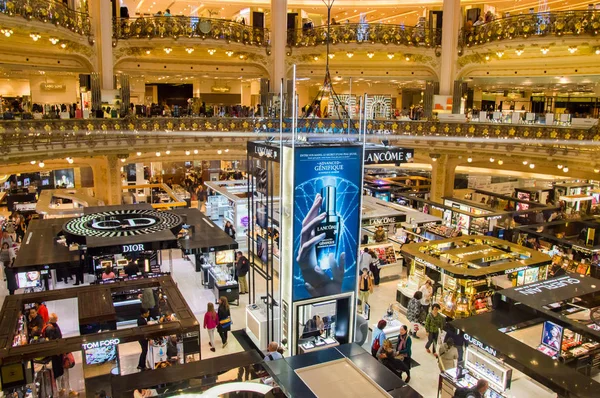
[292,145,363,301]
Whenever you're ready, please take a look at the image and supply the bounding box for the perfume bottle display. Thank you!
[315,186,340,270]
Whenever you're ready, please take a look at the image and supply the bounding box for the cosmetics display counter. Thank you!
[207,263,239,305]
[0,275,201,396]
[35,188,103,219]
[205,180,251,240]
[298,336,340,354]
[398,236,551,317]
[245,302,281,350]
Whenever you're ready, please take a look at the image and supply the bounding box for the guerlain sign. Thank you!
[364,147,414,165]
[513,275,581,296]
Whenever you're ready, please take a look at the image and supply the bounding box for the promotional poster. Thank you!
[292,145,362,301]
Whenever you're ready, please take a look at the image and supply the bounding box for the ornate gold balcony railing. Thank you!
[0,118,597,155]
[287,23,441,48]
[113,17,269,46]
[460,10,600,49]
[0,0,91,36]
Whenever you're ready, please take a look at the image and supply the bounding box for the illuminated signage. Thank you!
[504,266,528,274]
[464,333,497,357]
[123,244,145,253]
[40,83,66,91]
[211,86,231,93]
[415,257,438,271]
[364,147,414,165]
[362,215,406,227]
[91,217,157,230]
[247,142,280,162]
[82,338,120,350]
[513,275,581,296]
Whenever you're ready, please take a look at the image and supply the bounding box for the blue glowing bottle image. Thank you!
[315,186,340,270]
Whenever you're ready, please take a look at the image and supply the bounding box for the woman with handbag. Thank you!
[217,296,232,348]
[204,302,219,352]
[395,325,412,383]
[376,339,410,382]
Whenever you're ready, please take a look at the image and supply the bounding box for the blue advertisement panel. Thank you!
[292,145,362,301]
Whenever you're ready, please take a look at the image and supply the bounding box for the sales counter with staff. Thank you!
[444,275,600,398]
[0,275,201,397]
[398,236,551,317]
[205,180,251,241]
[174,208,240,305]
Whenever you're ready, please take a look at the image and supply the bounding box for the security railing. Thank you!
[460,10,600,48]
[287,23,441,48]
[0,0,91,36]
[114,16,269,46]
[0,118,597,153]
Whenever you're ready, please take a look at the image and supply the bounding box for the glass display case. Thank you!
[464,347,512,394]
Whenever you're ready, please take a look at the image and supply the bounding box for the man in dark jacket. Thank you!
[236,251,250,294]
[137,308,150,370]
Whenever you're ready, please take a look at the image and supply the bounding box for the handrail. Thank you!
[0,117,596,144]
[287,22,441,48]
[114,16,269,46]
[0,0,91,37]
[460,9,600,48]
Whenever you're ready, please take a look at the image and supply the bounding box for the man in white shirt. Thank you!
[264,341,283,361]
[359,247,372,270]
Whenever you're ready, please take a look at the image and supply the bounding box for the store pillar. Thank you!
[430,154,459,205]
[439,0,461,96]
[90,0,114,90]
[270,0,287,94]
[92,156,123,205]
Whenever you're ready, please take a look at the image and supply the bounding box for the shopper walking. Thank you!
[264,341,283,361]
[395,325,412,383]
[203,302,218,352]
[406,291,423,338]
[0,242,17,294]
[436,337,459,372]
[46,314,78,396]
[137,308,150,370]
[359,247,372,270]
[357,267,373,314]
[217,296,232,348]
[369,250,381,286]
[371,319,387,358]
[419,279,433,314]
[236,251,250,294]
[425,303,445,354]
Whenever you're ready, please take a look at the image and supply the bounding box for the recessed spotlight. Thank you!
[137,151,142,156]
[185,150,190,155]
[66,157,74,164]
[346,51,354,58]
[164,47,172,54]
[522,160,528,165]
[185,47,194,54]
[498,160,503,165]
[217,150,223,155]
[557,164,563,169]
[156,152,161,157]
[489,157,495,162]
[165,150,171,155]
[39,161,45,168]
[563,167,569,172]
[120,158,126,163]
[194,149,198,154]
[467,157,472,163]
[30,33,41,41]
[387,53,395,59]
[30,160,37,165]
[529,163,535,169]
[328,53,335,59]
[225,149,229,153]
[367,52,374,58]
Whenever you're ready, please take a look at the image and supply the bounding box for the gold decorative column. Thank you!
[430,154,460,205]
[92,155,123,205]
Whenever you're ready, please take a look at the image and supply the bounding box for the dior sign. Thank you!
[364,147,414,165]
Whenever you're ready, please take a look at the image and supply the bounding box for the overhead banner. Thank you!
[364,147,414,165]
[292,144,362,301]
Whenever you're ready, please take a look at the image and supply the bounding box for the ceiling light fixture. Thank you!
[30,160,37,165]
[185,150,190,155]
[557,164,563,169]
[49,37,59,45]
[30,33,41,41]
[136,151,142,156]
[193,149,198,154]
[596,48,600,55]
[515,48,524,56]
[156,152,161,157]
[563,167,569,172]
[485,55,490,61]
[1,29,13,37]
[145,50,151,55]
[217,149,223,155]
[405,55,410,61]
[164,47,172,54]
[529,163,535,169]
[60,43,67,49]
[541,47,549,54]
[595,168,600,173]
[66,157,74,164]
[208,48,216,55]
[328,53,335,59]
[496,51,504,58]
[498,160,504,165]
[185,47,194,54]
[568,46,577,54]
[467,157,472,163]
[522,160,528,165]
[165,150,171,155]
[38,161,45,168]
[346,51,354,58]
[225,149,229,153]
[313,55,319,61]
[239,54,245,59]
[387,53,394,59]
[367,51,374,58]
[225,51,234,57]
[120,158,126,163]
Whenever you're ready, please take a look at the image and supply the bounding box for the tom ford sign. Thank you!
[82,338,120,350]
[365,147,414,165]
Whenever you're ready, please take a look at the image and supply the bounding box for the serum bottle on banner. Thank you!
[315,186,340,270]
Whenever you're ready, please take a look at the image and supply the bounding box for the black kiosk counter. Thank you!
[0,275,201,396]
[445,275,600,398]
[174,208,240,305]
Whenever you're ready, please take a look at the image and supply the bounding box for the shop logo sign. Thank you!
[365,148,414,165]
[82,338,120,350]
[415,257,437,271]
[504,266,528,274]
[362,215,406,227]
[513,275,581,296]
[248,142,279,161]
[123,244,145,253]
[464,334,497,357]
[91,217,157,230]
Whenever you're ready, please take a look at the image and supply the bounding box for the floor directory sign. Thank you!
[292,144,363,301]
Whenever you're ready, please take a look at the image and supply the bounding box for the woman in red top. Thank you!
[35,302,49,325]
[203,302,219,352]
